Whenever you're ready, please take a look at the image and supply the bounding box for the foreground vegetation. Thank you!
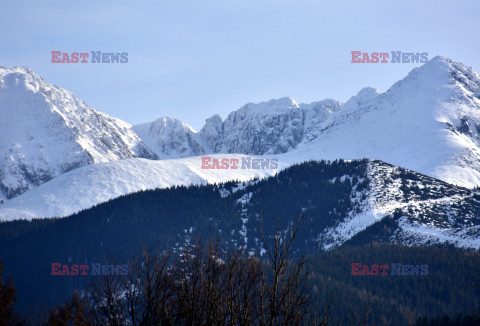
[1,216,479,325]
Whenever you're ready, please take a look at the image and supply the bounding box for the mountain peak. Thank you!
[386,55,480,102]
[0,68,156,201]
[0,66,34,74]
[418,55,453,72]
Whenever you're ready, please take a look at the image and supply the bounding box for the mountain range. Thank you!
[2,55,480,316]
[1,56,480,235]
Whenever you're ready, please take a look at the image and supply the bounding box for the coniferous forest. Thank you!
[0,160,479,325]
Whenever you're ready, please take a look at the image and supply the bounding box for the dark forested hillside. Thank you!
[0,159,479,317]
[308,244,480,325]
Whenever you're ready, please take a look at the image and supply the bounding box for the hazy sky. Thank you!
[1,0,479,130]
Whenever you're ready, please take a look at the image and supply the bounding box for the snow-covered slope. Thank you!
[0,154,287,220]
[208,159,480,251]
[0,67,156,203]
[318,160,480,250]
[281,56,480,188]
[132,117,210,159]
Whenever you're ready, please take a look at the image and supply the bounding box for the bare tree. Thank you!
[258,213,310,326]
[89,265,127,325]
[46,213,320,325]
[45,292,92,326]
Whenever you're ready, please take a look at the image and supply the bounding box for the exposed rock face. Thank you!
[0,67,156,202]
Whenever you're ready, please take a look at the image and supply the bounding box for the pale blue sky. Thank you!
[1,0,479,130]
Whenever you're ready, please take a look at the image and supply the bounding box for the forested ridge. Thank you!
[0,159,478,324]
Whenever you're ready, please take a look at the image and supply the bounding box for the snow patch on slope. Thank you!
[0,155,287,221]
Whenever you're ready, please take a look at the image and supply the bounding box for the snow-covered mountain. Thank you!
[137,98,344,157]
[0,67,156,203]
[286,56,480,188]
[2,55,480,219]
[200,97,343,154]
[136,56,480,188]
[196,56,480,188]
